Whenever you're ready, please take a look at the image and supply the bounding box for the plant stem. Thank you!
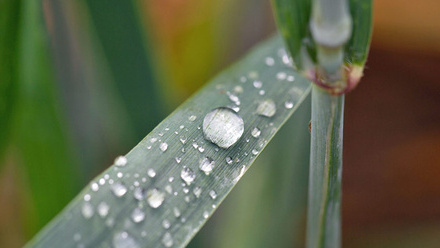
[307,85,344,248]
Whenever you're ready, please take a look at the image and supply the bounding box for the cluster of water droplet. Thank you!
[73,44,303,248]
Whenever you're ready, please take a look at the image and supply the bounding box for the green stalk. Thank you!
[307,85,344,248]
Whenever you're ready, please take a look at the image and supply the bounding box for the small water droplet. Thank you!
[168,176,174,182]
[276,72,287,80]
[81,202,94,219]
[181,167,196,185]
[226,157,233,164]
[175,157,182,163]
[202,107,244,149]
[73,233,81,242]
[256,99,276,117]
[192,142,198,149]
[114,156,127,167]
[141,231,147,237]
[173,207,181,218]
[113,231,139,248]
[97,201,110,217]
[240,76,247,83]
[162,219,171,229]
[84,194,91,201]
[146,188,165,208]
[159,142,168,152]
[253,80,263,89]
[198,146,205,153]
[209,190,217,200]
[131,207,145,223]
[179,135,187,144]
[248,71,258,79]
[287,75,295,82]
[165,184,173,194]
[284,101,294,109]
[133,187,145,200]
[199,157,215,175]
[147,169,156,178]
[91,182,99,191]
[203,211,209,219]
[265,57,275,66]
[259,90,265,95]
[150,137,158,143]
[233,85,243,93]
[183,187,189,194]
[99,178,106,185]
[188,115,197,122]
[252,149,259,155]
[228,93,240,105]
[117,172,123,178]
[111,182,128,197]
[193,186,202,198]
[162,232,173,247]
[251,127,261,138]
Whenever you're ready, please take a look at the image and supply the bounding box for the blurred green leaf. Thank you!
[15,0,80,236]
[84,0,165,141]
[26,35,311,248]
[0,0,21,161]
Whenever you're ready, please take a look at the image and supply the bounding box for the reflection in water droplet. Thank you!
[114,156,127,166]
[256,99,276,117]
[111,182,128,197]
[193,186,202,198]
[251,127,261,138]
[159,143,168,152]
[113,231,139,248]
[226,157,233,164]
[181,167,196,185]
[189,115,197,122]
[209,190,217,200]
[202,107,244,149]
[146,188,165,208]
[131,207,145,223]
[199,157,215,175]
[97,201,110,217]
[162,232,173,247]
[147,169,156,178]
[284,101,294,109]
[81,202,94,219]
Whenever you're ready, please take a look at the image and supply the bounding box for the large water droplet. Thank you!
[111,182,128,197]
[97,201,110,217]
[199,157,215,175]
[131,207,145,223]
[202,107,244,149]
[181,167,196,185]
[251,127,261,138]
[146,188,165,208]
[113,231,139,248]
[114,156,127,167]
[256,99,276,117]
[162,232,173,247]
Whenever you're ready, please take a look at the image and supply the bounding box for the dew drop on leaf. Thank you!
[147,169,156,178]
[159,142,168,152]
[202,107,244,149]
[284,101,294,109]
[131,207,145,223]
[111,182,127,197]
[181,167,196,185]
[114,156,127,167]
[97,201,110,218]
[256,99,276,117]
[113,231,139,248]
[251,127,261,138]
[162,232,173,247]
[146,188,165,208]
[209,190,217,200]
[81,202,94,219]
[199,157,215,175]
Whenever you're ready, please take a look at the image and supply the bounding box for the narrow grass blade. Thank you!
[15,0,80,235]
[0,0,21,161]
[307,85,344,248]
[25,35,311,248]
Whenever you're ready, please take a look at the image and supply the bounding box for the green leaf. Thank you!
[15,0,80,236]
[271,0,316,70]
[25,35,311,248]
[306,86,344,248]
[0,0,21,161]
[84,0,165,141]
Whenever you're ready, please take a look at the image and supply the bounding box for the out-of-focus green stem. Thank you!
[307,85,344,248]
